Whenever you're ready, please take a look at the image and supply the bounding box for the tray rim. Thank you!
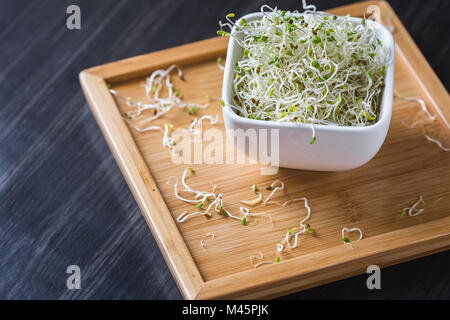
[79,0,450,299]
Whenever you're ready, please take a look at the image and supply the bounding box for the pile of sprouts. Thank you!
[219,4,391,141]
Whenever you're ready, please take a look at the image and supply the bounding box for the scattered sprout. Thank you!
[162,124,175,149]
[216,57,225,71]
[216,30,229,37]
[123,119,161,133]
[250,251,276,268]
[424,135,450,152]
[263,180,285,204]
[174,88,183,98]
[250,251,264,265]
[188,105,197,115]
[394,90,449,151]
[174,168,244,223]
[341,227,363,247]
[109,65,210,127]
[189,115,219,135]
[239,206,272,226]
[240,192,263,206]
[402,196,426,217]
[277,197,312,252]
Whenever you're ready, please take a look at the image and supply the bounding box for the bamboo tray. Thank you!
[80,1,450,299]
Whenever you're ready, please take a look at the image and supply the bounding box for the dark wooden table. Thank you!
[0,0,448,300]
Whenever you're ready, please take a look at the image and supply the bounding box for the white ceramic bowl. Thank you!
[222,12,395,171]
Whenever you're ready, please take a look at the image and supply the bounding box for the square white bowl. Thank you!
[221,12,395,171]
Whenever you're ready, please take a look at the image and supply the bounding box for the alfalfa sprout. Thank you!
[341,227,363,247]
[109,64,209,128]
[276,197,313,252]
[218,2,391,142]
[250,250,279,268]
[189,115,220,135]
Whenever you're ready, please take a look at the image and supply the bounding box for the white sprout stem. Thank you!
[171,169,215,204]
[302,0,317,13]
[394,90,436,122]
[181,168,215,196]
[394,91,449,151]
[172,169,245,224]
[216,57,225,71]
[123,118,162,133]
[264,180,285,203]
[221,208,241,221]
[177,211,207,223]
[403,196,425,217]
[162,124,175,149]
[200,233,215,248]
[276,197,312,252]
[254,261,275,268]
[424,135,450,152]
[221,5,391,140]
[249,249,276,268]
[342,227,363,243]
[189,115,219,135]
[249,251,264,265]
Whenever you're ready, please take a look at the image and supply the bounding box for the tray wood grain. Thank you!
[80,0,450,299]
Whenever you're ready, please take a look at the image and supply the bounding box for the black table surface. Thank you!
[0,0,449,300]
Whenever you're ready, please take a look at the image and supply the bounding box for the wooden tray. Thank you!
[80,1,450,299]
